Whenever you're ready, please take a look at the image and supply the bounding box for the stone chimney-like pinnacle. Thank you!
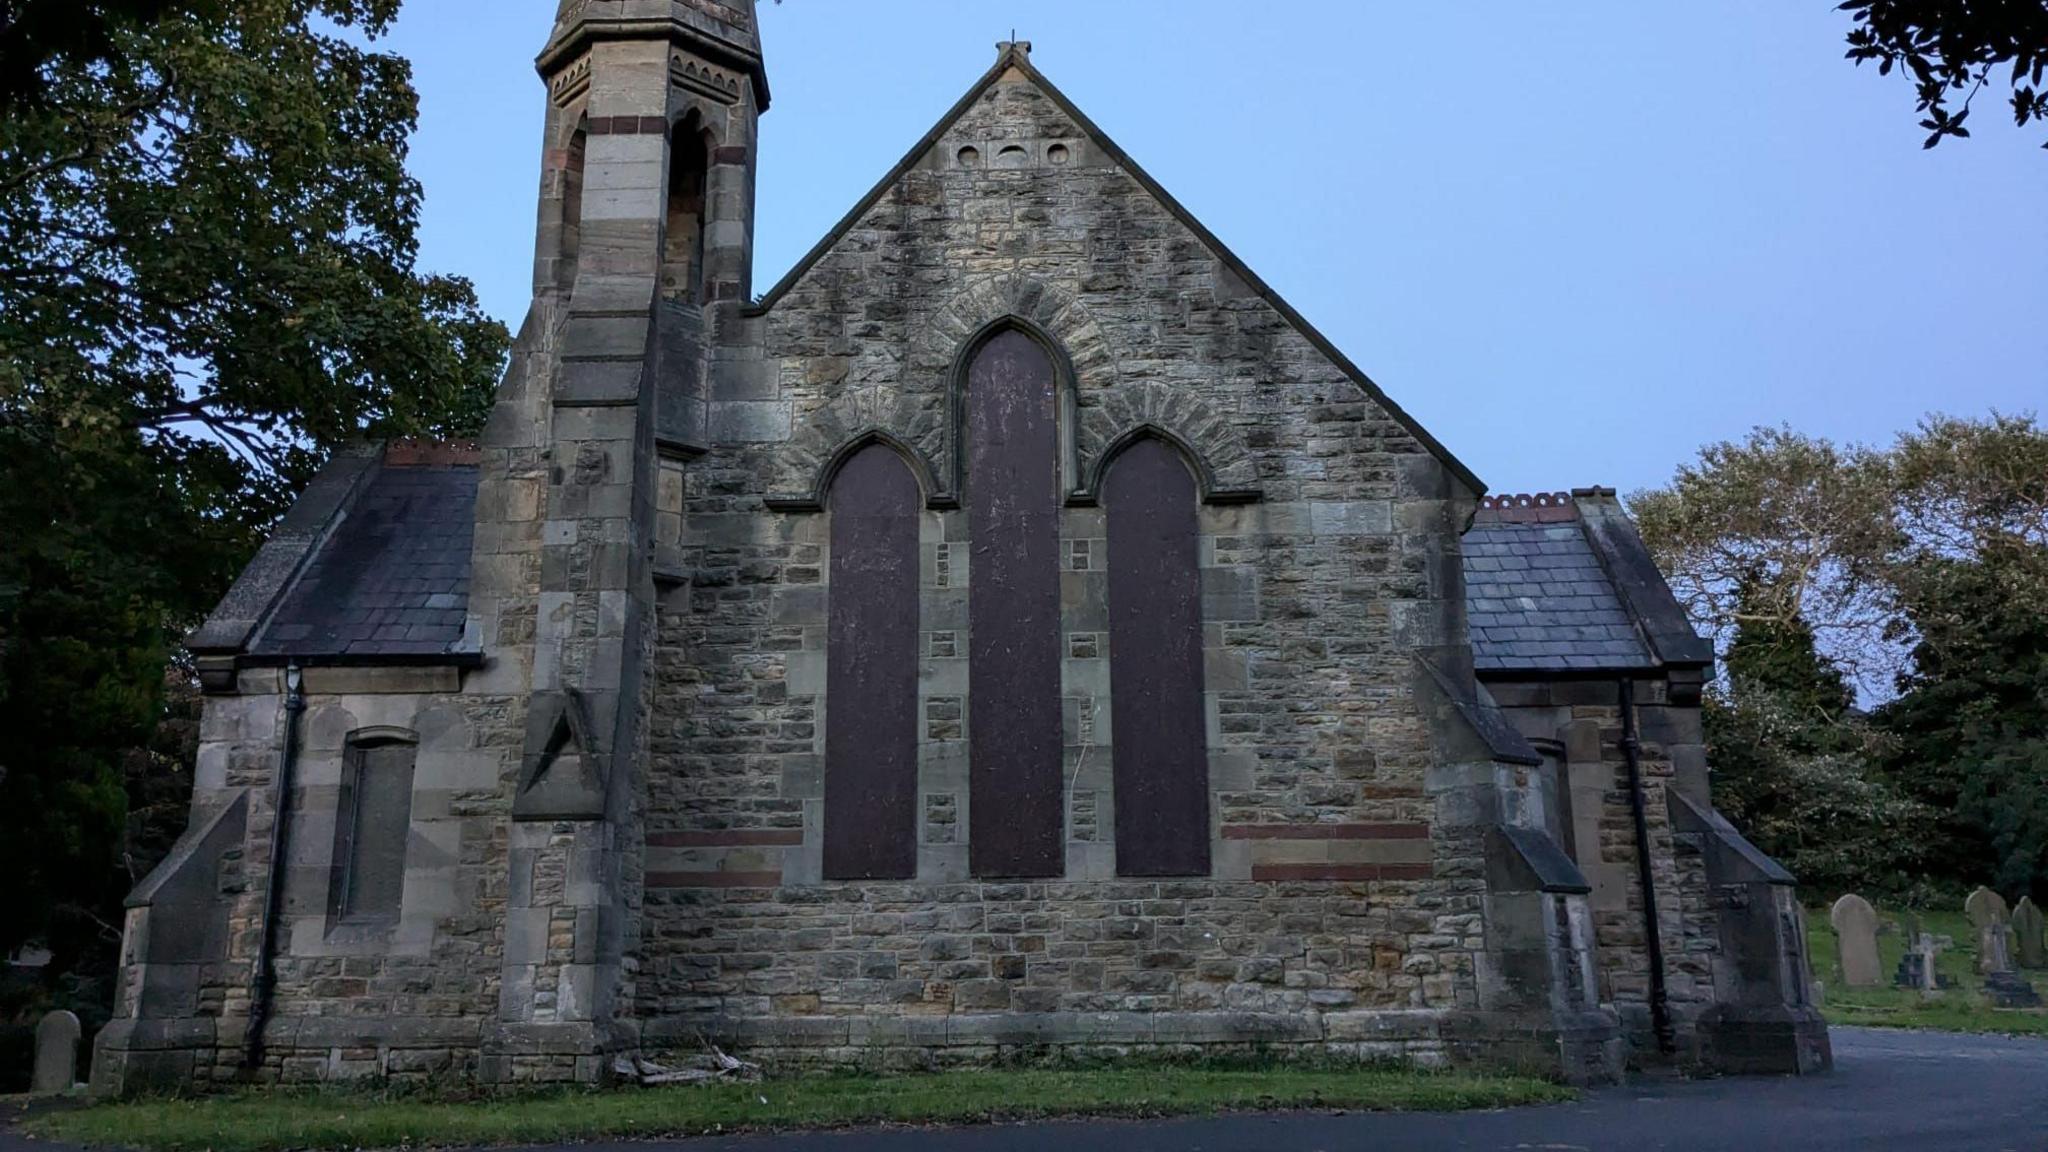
[541,0,768,108]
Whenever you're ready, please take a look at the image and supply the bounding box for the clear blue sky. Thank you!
[384,1,2045,497]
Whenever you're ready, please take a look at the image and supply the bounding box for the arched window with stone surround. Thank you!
[822,442,921,880]
[964,326,1066,878]
[1101,435,1210,877]
[664,112,711,303]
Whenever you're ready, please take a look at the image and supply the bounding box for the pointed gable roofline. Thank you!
[743,44,1487,496]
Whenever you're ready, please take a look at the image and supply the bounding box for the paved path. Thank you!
[6,1029,2043,1152]
[561,1029,2048,1152]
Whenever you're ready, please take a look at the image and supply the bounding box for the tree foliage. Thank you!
[1,0,505,485]
[0,1,191,109]
[1840,0,2048,148]
[1627,427,1898,692]
[1877,416,2048,897]
[1635,413,2048,900]
[0,0,508,962]
[1708,578,1926,896]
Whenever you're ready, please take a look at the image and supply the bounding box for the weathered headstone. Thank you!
[1967,887,2043,1007]
[1965,887,2012,975]
[31,1009,80,1094]
[2014,897,2046,970]
[1829,894,1883,987]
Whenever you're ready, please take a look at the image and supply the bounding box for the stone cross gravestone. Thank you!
[1829,894,1883,987]
[31,1009,80,1094]
[1965,887,2012,975]
[1917,935,1942,992]
[1894,932,1947,992]
[2014,897,2046,970]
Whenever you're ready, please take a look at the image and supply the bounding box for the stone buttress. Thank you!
[489,0,767,1082]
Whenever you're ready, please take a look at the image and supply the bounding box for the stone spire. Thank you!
[541,0,768,109]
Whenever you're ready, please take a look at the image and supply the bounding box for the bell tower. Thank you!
[488,1,768,1082]
[534,0,767,308]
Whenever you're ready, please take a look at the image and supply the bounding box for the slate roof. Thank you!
[1463,492,1660,674]
[247,456,480,660]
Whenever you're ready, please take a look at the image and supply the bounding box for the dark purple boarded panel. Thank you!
[1104,437,1211,877]
[823,444,921,880]
[967,330,1065,878]
[332,740,416,922]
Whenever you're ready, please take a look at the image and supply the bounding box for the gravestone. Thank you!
[31,1009,80,1094]
[2014,897,2046,970]
[1967,887,2042,1008]
[1965,887,2011,975]
[1984,969,2044,1008]
[1829,894,1883,987]
[1894,933,1951,992]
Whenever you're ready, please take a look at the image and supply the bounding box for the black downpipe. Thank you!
[243,664,305,1073]
[1619,677,1677,1056]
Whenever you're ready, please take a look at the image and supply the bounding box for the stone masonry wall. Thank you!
[104,305,559,1089]
[116,664,526,1087]
[634,62,1495,1057]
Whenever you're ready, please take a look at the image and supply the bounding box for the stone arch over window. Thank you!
[947,315,1078,510]
[664,110,714,303]
[1100,434,1212,877]
[771,277,1125,513]
[329,727,418,926]
[1074,383,1262,505]
[918,276,1116,499]
[765,390,946,511]
[822,442,922,880]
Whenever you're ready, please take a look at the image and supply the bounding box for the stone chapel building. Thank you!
[91,1,1829,1092]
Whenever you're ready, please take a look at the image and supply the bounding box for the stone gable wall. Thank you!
[637,69,1490,1056]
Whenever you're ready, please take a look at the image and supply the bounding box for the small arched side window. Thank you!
[329,728,418,925]
[558,122,588,293]
[664,113,712,303]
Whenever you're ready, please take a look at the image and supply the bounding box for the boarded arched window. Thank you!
[664,114,710,303]
[823,443,921,880]
[1104,436,1210,876]
[329,729,418,924]
[966,328,1065,878]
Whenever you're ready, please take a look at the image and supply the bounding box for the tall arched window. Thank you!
[1103,436,1210,876]
[664,113,710,303]
[966,328,1065,878]
[557,122,587,293]
[823,443,921,880]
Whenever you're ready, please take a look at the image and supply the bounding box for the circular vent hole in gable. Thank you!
[957,145,981,168]
[995,144,1030,169]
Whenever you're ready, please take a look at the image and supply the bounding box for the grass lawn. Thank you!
[22,1065,1573,1152]
[1807,903,2048,1037]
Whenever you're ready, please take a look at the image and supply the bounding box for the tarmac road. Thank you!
[6,1027,2043,1152]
